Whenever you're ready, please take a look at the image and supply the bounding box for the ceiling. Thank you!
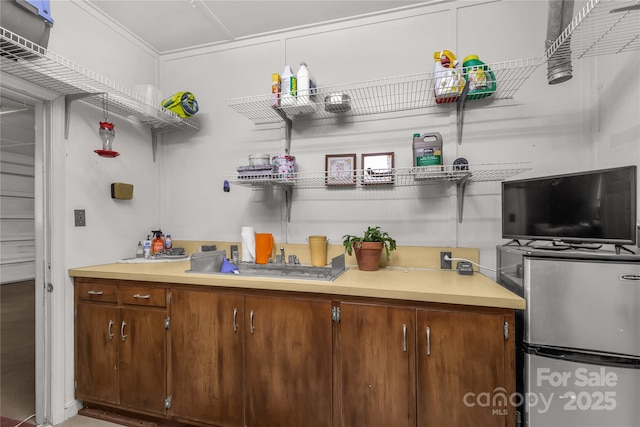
[87,0,428,53]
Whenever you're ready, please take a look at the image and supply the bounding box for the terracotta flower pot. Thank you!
[353,241,384,271]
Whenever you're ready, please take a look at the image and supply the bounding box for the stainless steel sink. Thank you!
[187,253,347,281]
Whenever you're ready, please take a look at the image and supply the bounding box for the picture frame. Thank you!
[362,152,395,185]
[325,154,357,186]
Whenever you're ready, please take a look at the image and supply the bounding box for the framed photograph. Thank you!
[362,152,395,185]
[325,154,357,186]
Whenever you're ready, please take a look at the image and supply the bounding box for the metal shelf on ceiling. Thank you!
[228,162,532,223]
[0,26,199,160]
[227,58,543,126]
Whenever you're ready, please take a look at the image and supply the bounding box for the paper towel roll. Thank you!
[241,227,256,262]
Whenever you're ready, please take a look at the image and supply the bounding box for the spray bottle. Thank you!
[433,50,465,104]
[151,230,164,255]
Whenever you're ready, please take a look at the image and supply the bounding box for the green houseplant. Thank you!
[342,226,397,271]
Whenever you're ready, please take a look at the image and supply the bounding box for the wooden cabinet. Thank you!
[74,278,515,427]
[169,288,245,427]
[75,302,119,404]
[334,302,416,427]
[416,308,515,427]
[74,279,168,416]
[244,295,333,427]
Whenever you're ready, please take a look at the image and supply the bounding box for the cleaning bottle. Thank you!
[296,62,316,105]
[271,73,281,107]
[433,50,465,104]
[462,54,496,100]
[280,65,297,107]
[152,230,164,255]
[165,234,172,253]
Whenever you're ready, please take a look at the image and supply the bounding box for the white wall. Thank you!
[158,0,639,273]
[31,0,639,424]
[40,1,163,423]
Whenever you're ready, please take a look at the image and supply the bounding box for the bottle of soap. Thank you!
[136,241,144,258]
[280,65,297,107]
[143,236,152,259]
[462,54,496,100]
[296,62,316,105]
[165,234,172,253]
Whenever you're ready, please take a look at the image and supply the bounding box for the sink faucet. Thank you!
[280,246,285,263]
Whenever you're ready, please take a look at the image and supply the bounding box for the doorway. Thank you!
[0,91,37,425]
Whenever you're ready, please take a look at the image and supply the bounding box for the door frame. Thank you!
[1,73,65,426]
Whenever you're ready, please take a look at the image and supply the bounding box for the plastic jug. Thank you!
[433,50,465,104]
[413,132,443,167]
[462,54,496,100]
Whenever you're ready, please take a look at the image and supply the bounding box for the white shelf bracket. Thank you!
[456,81,470,145]
[284,186,293,223]
[456,174,470,223]
[151,129,158,162]
[273,107,293,154]
[64,93,104,139]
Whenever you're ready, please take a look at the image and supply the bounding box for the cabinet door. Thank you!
[170,289,245,427]
[75,302,119,404]
[417,309,511,427]
[335,302,416,427]
[245,295,332,427]
[118,307,167,414]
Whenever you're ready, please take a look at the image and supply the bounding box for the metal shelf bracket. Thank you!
[456,174,470,223]
[273,107,293,154]
[64,93,104,139]
[284,186,293,223]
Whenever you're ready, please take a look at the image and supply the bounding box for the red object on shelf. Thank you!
[94,149,120,158]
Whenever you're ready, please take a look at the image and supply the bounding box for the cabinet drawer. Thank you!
[121,287,166,307]
[77,282,117,303]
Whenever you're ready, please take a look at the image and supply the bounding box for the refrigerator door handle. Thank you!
[525,344,640,369]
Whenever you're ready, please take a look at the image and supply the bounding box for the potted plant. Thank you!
[342,226,397,271]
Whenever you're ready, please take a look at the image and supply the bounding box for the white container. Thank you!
[296,62,316,105]
[281,65,297,107]
[134,84,161,117]
[143,239,152,259]
[249,154,270,166]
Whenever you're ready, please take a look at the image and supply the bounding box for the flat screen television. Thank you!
[502,166,637,246]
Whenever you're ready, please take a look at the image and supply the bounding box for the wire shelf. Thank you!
[228,163,532,189]
[227,59,542,125]
[0,26,199,132]
[545,0,640,61]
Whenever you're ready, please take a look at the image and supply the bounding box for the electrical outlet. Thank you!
[74,209,86,227]
[440,251,452,269]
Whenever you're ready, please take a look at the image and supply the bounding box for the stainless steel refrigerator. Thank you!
[497,246,640,427]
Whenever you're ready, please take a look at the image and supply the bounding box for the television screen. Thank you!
[502,166,637,245]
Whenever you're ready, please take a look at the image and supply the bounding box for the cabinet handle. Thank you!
[402,324,407,352]
[108,320,114,340]
[250,310,255,334]
[426,326,431,356]
[121,320,127,341]
[133,294,151,299]
[87,290,103,295]
[233,307,238,332]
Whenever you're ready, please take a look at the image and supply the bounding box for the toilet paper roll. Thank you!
[241,227,256,262]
